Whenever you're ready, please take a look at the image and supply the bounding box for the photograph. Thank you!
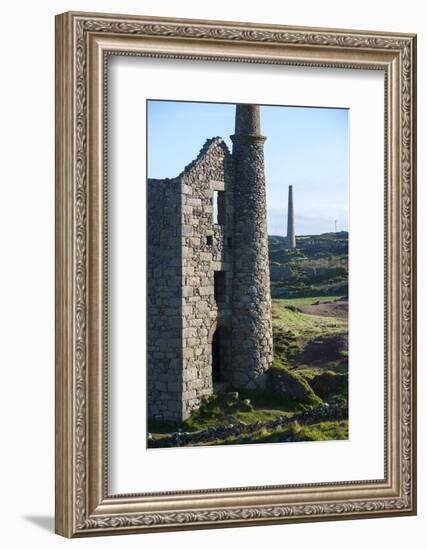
[147,100,349,448]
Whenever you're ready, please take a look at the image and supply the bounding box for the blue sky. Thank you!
[147,100,349,236]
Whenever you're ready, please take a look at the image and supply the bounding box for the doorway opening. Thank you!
[212,325,230,387]
[214,271,226,304]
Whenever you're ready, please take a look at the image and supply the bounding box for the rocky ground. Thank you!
[148,295,349,448]
[148,232,349,448]
[149,402,347,448]
[269,232,348,299]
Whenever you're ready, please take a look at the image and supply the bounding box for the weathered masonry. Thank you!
[147,104,273,421]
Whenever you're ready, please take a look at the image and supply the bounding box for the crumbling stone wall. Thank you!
[179,137,234,419]
[148,138,233,421]
[148,104,274,422]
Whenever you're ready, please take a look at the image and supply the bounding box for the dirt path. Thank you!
[298,298,348,320]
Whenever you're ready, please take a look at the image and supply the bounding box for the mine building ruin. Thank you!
[147,104,273,421]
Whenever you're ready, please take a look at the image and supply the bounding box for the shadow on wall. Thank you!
[23,516,54,533]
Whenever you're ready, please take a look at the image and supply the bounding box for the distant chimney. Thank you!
[286,185,296,248]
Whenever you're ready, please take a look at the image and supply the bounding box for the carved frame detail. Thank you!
[55,11,416,537]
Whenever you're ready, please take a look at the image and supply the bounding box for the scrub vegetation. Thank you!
[148,232,349,447]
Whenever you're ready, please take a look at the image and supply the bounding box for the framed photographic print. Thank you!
[55,11,417,537]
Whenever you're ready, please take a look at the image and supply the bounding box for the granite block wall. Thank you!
[148,138,234,421]
[147,104,273,422]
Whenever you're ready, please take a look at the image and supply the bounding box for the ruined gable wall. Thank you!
[147,138,234,422]
[179,138,234,419]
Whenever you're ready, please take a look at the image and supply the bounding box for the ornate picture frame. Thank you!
[55,11,417,537]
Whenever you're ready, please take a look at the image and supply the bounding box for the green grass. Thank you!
[149,383,326,437]
[149,296,349,445]
[294,361,348,378]
[271,297,349,398]
[269,358,323,407]
[193,420,349,446]
[272,299,347,341]
[268,232,348,299]
[183,406,294,433]
[238,387,317,413]
[278,295,345,307]
[149,392,301,436]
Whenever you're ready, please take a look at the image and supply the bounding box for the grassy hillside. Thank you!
[272,297,348,399]
[148,232,349,448]
[149,295,348,448]
[269,231,348,298]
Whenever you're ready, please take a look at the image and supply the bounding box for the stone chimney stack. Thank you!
[230,104,273,389]
[286,185,296,249]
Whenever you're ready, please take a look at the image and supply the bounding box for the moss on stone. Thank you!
[268,359,322,407]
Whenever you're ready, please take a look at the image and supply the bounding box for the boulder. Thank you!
[268,362,321,404]
[310,372,348,399]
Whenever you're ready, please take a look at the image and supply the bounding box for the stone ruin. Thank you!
[147,104,273,421]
